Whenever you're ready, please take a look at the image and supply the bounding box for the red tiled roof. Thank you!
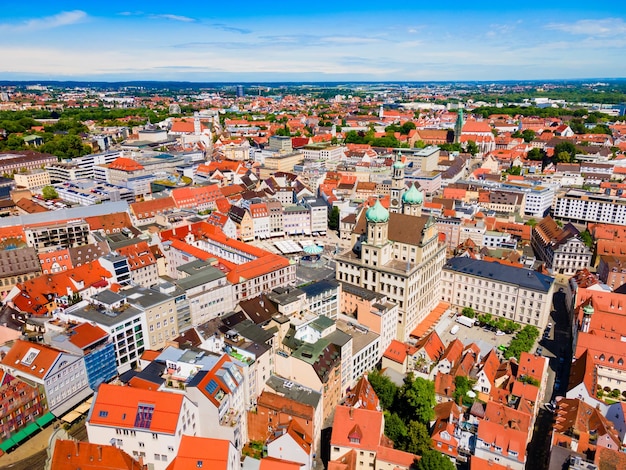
[330,406,383,452]
[109,157,144,172]
[116,241,157,271]
[383,340,408,364]
[410,301,449,338]
[85,212,133,232]
[68,323,108,350]
[130,197,176,219]
[0,340,63,379]
[167,435,232,470]
[89,383,183,434]
[51,440,143,470]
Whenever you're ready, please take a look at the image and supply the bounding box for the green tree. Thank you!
[466,140,479,156]
[461,307,475,318]
[397,375,436,424]
[274,125,291,137]
[42,185,59,200]
[521,129,536,143]
[579,230,593,248]
[328,206,340,231]
[415,450,455,470]
[384,412,407,447]
[453,376,474,405]
[527,148,546,161]
[553,141,578,162]
[525,218,537,227]
[556,151,573,163]
[368,370,398,410]
[404,421,432,455]
[504,166,522,176]
[401,121,416,135]
[477,312,493,326]
[5,134,25,150]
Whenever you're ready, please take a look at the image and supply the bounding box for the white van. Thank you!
[450,325,460,335]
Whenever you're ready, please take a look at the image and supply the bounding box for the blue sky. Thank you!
[1,2,625,82]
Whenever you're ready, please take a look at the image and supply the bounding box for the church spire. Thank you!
[454,108,464,144]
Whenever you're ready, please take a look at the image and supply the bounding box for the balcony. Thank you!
[219,408,240,428]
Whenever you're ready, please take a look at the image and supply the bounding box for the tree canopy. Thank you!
[42,185,59,200]
[398,374,436,424]
[415,450,455,470]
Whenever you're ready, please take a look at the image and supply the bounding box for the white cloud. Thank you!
[150,14,196,23]
[546,18,626,37]
[0,10,87,31]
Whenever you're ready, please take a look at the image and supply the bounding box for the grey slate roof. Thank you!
[443,257,554,292]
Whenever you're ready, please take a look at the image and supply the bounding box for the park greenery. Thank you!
[344,129,410,148]
[462,308,521,334]
[368,371,437,456]
[504,325,540,360]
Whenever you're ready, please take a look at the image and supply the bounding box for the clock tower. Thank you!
[389,152,405,213]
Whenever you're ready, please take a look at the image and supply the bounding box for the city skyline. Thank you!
[1,2,626,82]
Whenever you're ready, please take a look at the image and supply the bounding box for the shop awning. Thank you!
[74,401,91,415]
[0,438,16,452]
[11,422,39,443]
[60,410,82,424]
[35,412,55,428]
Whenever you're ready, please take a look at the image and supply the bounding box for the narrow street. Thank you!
[526,284,572,470]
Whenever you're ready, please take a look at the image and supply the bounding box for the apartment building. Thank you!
[23,219,90,253]
[300,279,341,320]
[14,169,51,191]
[441,257,555,328]
[0,340,92,417]
[553,189,626,226]
[0,371,47,444]
[186,355,248,450]
[531,216,592,275]
[59,294,147,374]
[249,202,270,239]
[175,261,234,326]
[87,384,197,470]
[115,241,159,287]
[161,222,295,302]
[0,246,41,299]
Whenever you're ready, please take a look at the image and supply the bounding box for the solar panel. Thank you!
[205,379,218,395]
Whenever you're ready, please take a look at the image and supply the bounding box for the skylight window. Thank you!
[134,404,155,429]
[21,347,40,366]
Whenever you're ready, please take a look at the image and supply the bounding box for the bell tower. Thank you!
[389,152,405,214]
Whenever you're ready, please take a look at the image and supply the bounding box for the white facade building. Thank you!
[441,257,555,328]
[553,189,626,226]
[87,383,197,470]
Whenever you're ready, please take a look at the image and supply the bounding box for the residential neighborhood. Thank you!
[0,79,625,470]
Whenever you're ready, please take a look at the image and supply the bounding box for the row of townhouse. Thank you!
[426,338,548,469]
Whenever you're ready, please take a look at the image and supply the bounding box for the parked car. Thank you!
[547,322,553,329]
[496,330,505,336]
